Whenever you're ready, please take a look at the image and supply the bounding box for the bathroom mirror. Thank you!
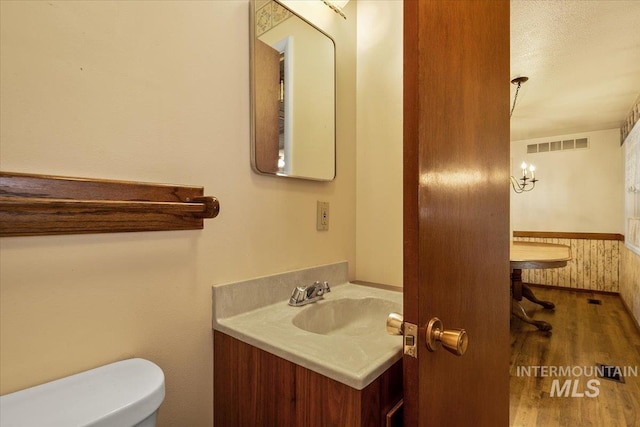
[250,0,336,181]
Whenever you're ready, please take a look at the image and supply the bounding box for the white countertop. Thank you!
[213,281,403,390]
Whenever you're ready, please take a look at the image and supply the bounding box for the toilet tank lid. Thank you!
[0,358,165,427]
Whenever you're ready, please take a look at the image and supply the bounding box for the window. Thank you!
[625,123,640,255]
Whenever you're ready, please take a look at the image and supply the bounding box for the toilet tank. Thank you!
[0,358,165,427]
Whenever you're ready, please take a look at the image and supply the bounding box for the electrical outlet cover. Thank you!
[316,201,329,231]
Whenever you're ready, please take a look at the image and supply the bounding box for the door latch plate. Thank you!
[404,322,418,358]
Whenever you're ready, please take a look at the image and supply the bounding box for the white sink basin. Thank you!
[292,297,401,336]
[213,281,403,390]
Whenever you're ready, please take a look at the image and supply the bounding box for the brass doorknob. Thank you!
[386,312,404,335]
[426,317,468,356]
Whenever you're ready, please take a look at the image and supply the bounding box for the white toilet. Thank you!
[0,358,165,427]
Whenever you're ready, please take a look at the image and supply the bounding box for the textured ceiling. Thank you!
[510,0,640,141]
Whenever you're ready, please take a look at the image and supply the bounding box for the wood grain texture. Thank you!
[513,231,624,241]
[511,241,571,264]
[620,245,640,331]
[514,235,621,292]
[0,171,218,236]
[510,286,640,426]
[213,331,403,427]
[214,331,296,427]
[297,365,362,427]
[402,0,420,425]
[386,399,403,427]
[253,39,281,174]
[403,0,510,425]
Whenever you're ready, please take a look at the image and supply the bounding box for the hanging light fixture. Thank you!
[509,76,538,193]
[322,0,349,19]
[510,76,528,118]
[510,162,538,193]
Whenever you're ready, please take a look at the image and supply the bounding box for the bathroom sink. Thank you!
[291,297,401,336]
[214,280,403,389]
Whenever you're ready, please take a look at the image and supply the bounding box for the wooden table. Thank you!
[510,241,572,331]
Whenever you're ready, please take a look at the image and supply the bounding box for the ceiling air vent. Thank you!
[575,138,589,149]
[525,138,589,155]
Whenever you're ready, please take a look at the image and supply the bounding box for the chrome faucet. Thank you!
[288,281,331,306]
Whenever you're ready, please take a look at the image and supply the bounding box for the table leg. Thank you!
[511,267,553,331]
[511,268,523,301]
[521,284,555,309]
[511,300,552,331]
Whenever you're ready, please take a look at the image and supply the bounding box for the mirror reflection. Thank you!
[250,0,336,181]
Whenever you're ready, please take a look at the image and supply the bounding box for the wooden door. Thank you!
[254,39,281,173]
[403,1,511,426]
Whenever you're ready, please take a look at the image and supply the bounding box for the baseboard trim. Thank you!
[527,282,640,333]
[619,293,640,335]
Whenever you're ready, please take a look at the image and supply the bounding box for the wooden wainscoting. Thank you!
[620,244,640,329]
[513,232,624,293]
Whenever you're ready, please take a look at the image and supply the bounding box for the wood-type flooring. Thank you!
[510,286,640,426]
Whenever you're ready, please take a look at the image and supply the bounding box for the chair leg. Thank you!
[511,300,552,331]
[521,284,555,309]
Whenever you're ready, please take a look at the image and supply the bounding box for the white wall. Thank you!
[510,128,624,234]
[352,1,627,286]
[355,1,404,287]
[0,1,356,426]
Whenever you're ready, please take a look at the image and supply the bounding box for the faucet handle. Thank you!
[289,286,306,305]
[288,281,330,306]
[322,281,331,293]
[313,281,330,296]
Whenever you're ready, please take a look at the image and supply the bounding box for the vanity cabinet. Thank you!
[214,331,403,427]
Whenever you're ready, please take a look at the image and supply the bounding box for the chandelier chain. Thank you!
[510,81,522,118]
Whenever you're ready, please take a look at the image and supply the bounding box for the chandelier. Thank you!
[510,76,538,193]
[510,162,538,193]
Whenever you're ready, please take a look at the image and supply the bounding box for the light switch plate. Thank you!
[317,201,329,231]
